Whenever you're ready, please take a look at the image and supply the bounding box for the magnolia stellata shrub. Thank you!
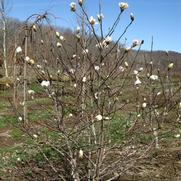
[12,1,181,180]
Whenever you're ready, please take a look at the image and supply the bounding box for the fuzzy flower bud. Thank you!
[32,24,37,32]
[78,0,83,6]
[89,16,96,25]
[132,39,142,47]
[56,31,60,38]
[82,76,87,82]
[119,2,129,12]
[28,89,35,95]
[41,80,50,87]
[135,76,141,86]
[15,46,22,53]
[142,102,147,108]
[97,13,104,21]
[104,36,112,45]
[57,42,62,48]
[70,2,76,12]
[79,149,84,158]
[168,62,174,69]
[150,75,158,81]
[95,114,103,121]
[130,13,135,21]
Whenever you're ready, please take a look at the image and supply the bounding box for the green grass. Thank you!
[0,90,12,97]
[27,97,52,106]
[28,110,53,122]
[0,101,9,109]
[10,128,24,141]
[0,115,18,129]
[0,145,26,177]
[29,83,44,94]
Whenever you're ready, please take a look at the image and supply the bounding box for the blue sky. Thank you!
[8,0,181,52]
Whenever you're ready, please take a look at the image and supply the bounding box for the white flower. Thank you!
[57,42,62,47]
[82,76,87,82]
[105,117,110,120]
[73,83,77,88]
[130,13,135,21]
[59,36,65,41]
[89,16,96,25]
[124,61,129,67]
[142,102,147,108]
[43,59,47,64]
[133,70,138,75]
[82,49,89,55]
[157,92,161,96]
[94,92,99,99]
[17,157,21,161]
[135,76,141,85]
[119,66,125,72]
[28,90,35,95]
[69,113,73,117]
[79,149,84,158]
[76,34,81,39]
[33,134,38,138]
[25,56,30,62]
[16,46,22,53]
[95,114,103,121]
[150,75,158,81]
[72,54,77,59]
[18,116,23,121]
[139,67,144,72]
[174,134,180,138]
[96,42,103,49]
[97,13,104,21]
[132,39,142,47]
[70,2,76,12]
[119,2,129,11]
[41,39,44,44]
[125,46,131,52]
[37,64,42,69]
[25,57,35,65]
[94,65,100,71]
[56,31,60,38]
[41,70,45,74]
[32,24,37,31]
[41,80,50,87]
[76,26,81,33]
[29,59,35,65]
[78,0,83,6]
[104,36,112,45]
[69,68,75,74]
[168,63,174,69]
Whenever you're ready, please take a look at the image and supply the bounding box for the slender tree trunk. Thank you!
[13,38,17,108]
[2,15,8,77]
[23,27,28,124]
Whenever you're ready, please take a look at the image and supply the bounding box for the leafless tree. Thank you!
[0,0,11,77]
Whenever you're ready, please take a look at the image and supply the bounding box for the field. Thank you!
[0,73,181,180]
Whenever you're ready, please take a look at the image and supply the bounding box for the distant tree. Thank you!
[0,0,11,77]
